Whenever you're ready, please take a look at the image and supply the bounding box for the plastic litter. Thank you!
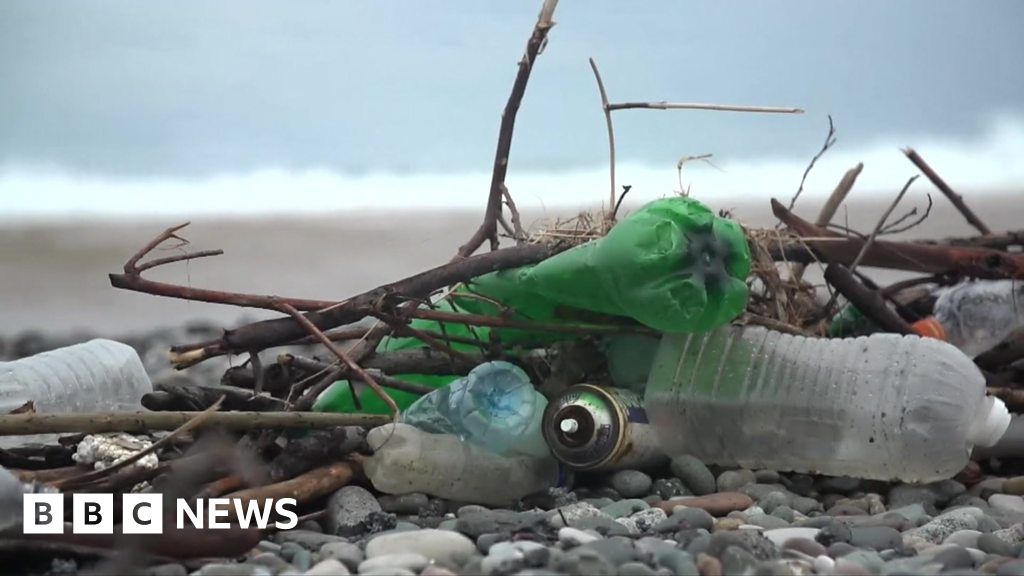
[542,384,667,471]
[0,339,153,447]
[643,326,1011,482]
[0,465,23,532]
[912,279,1024,358]
[463,197,752,334]
[401,361,550,458]
[364,423,570,507]
[828,303,881,337]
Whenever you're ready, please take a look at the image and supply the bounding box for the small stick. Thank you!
[904,147,992,235]
[792,162,863,282]
[0,411,390,436]
[53,398,226,490]
[456,0,560,258]
[821,176,918,316]
[277,301,399,418]
[824,264,913,335]
[788,115,837,212]
[225,461,359,506]
[589,58,617,213]
[607,102,804,114]
[849,175,919,274]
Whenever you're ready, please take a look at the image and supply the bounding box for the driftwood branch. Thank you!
[226,461,360,506]
[824,264,913,334]
[771,199,1024,279]
[0,411,389,436]
[456,0,559,258]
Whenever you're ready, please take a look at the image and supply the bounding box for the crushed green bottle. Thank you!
[468,197,751,333]
[314,196,752,414]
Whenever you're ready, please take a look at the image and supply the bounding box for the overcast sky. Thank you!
[1,1,1022,213]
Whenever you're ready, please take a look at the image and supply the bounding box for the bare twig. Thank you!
[607,102,804,114]
[904,147,992,235]
[0,411,389,436]
[589,57,616,212]
[824,264,914,335]
[276,301,399,418]
[881,193,933,235]
[456,0,559,258]
[816,162,863,228]
[789,115,836,211]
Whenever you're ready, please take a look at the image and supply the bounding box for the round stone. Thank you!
[670,455,717,496]
[611,470,654,498]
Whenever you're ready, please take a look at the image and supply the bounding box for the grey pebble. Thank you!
[657,549,698,575]
[655,507,714,533]
[826,541,859,558]
[652,477,689,500]
[944,529,983,548]
[476,532,505,554]
[618,561,658,576]
[746,514,790,530]
[931,545,975,570]
[781,537,825,558]
[770,506,796,523]
[840,549,884,572]
[291,548,312,572]
[141,565,187,576]
[554,547,617,576]
[246,552,292,573]
[318,541,363,572]
[621,507,668,534]
[903,507,984,544]
[814,519,853,546]
[359,569,415,576]
[755,471,781,484]
[721,545,758,574]
[581,536,638,566]
[378,492,429,515]
[818,476,863,494]
[981,532,1018,556]
[759,492,792,514]
[790,496,824,516]
[558,526,602,547]
[611,470,654,498]
[707,530,779,561]
[358,553,430,574]
[849,526,902,551]
[547,502,613,528]
[717,469,757,492]
[325,485,382,537]
[274,530,348,551]
[670,455,717,496]
[193,564,271,576]
[998,559,1024,576]
[600,498,649,519]
[456,509,546,538]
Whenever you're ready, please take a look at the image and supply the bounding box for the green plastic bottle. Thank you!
[315,196,751,414]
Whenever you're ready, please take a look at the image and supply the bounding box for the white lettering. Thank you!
[176,498,203,529]
[208,498,230,529]
[274,498,298,530]
[232,498,273,529]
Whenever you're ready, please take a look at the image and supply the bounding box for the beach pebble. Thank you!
[318,542,363,572]
[559,526,602,546]
[326,486,383,537]
[364,529,475,567]
[601,499,649,519]
[377,493,429,515]
[717,470,757,493]
[548,502,615,528]
[849,526,902,551]
[670,455,717,496]
[943,529,983,548]
[611,470,653,498]
[658,492,754,517]
[992,494,1024,515]
[980,532,1017,556]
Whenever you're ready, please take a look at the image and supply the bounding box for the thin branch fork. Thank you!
[904,147,992,235]
[455,0,559,258]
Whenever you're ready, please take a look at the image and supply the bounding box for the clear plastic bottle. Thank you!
[0,339,153,446]
[401,361,550,458]
[644,326,1010,482]
[364,423,570,507]
[913,280,1024,358]
[0,466,24,532]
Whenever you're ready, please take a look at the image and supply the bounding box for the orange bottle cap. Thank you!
[911,316,947,341]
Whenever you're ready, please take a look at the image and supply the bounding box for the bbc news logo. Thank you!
[23,494,298,534]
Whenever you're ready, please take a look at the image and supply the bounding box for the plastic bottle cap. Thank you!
[968,396,1012,448]
[911,316,947,341]
[559,418,579,434]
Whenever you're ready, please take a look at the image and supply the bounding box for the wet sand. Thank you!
[0,190,1019,336]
